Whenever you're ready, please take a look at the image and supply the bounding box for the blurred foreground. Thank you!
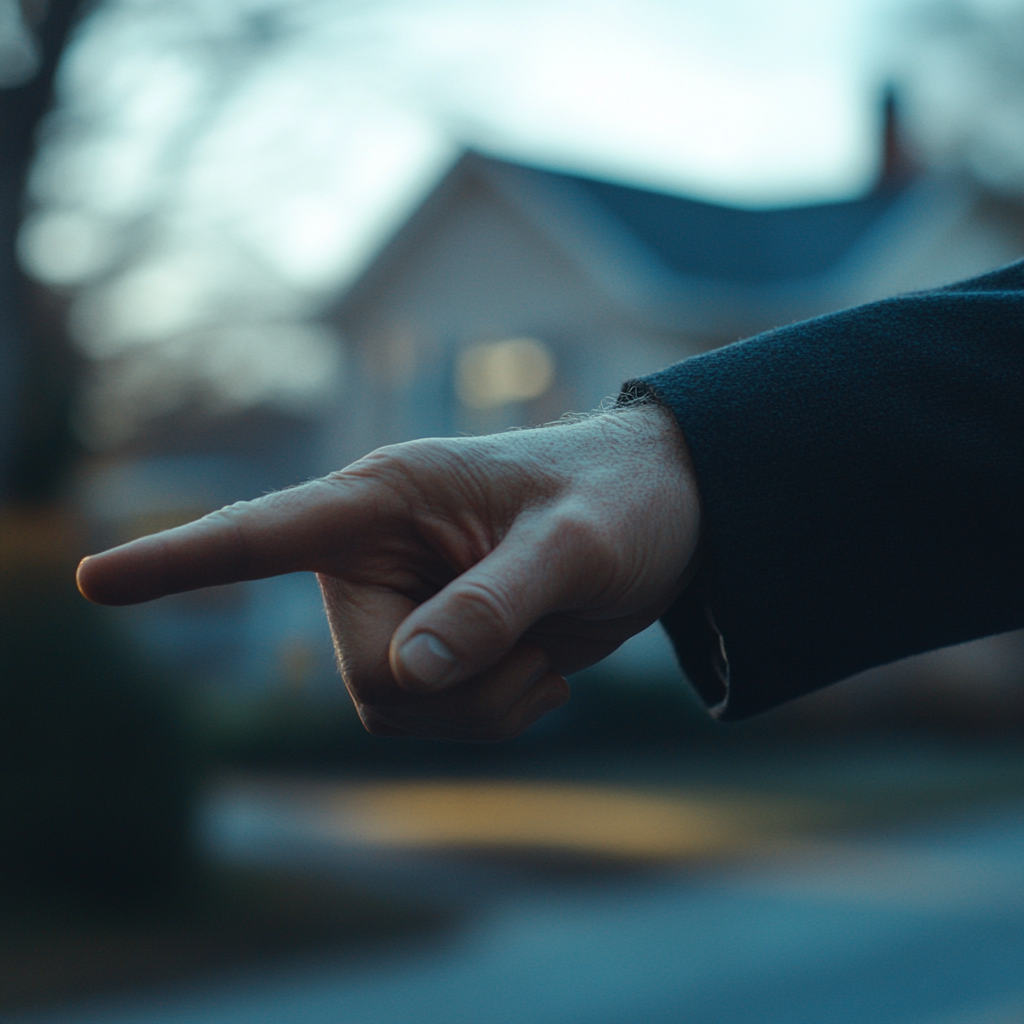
[3,737,1022,1023]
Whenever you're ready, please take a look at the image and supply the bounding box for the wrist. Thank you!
[614,400,702,592]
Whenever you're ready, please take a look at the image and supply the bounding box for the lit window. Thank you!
[455,338,555,410]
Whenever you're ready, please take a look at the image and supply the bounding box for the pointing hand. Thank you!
[77,404,701,741]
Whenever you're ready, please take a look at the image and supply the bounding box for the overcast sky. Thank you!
[12,0,1022,444]
[26,0,903,292]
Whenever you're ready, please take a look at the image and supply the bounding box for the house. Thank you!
[321,119,1024,469]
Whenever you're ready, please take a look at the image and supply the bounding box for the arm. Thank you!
[78,405,701,741]
[630,259,1024,719]
[78,261,1024,737]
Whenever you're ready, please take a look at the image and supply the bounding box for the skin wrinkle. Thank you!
[354,442,511,578]
[445,441,553,547]
[321,464,406,551]
[386,412,692,710]
[318,473,443,594]
[359,532,454,601]
[443,575,522,650]
[410,512,492,581]
[297,479,360,568]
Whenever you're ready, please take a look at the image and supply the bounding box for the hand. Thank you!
[77,404,701,741]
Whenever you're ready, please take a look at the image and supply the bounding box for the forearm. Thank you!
[631,260,1024,719]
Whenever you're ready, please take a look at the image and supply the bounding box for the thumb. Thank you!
[389,514,583,693]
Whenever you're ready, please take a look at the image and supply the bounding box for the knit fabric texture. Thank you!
[625,260,1024,720]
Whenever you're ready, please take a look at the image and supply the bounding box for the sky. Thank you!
[11,0,1023,444]
[30,0,897,294]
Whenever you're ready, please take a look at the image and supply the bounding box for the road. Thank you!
[10,781,1022,1024]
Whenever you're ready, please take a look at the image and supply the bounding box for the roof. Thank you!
[334,147,972,338]
[566,172,907,284]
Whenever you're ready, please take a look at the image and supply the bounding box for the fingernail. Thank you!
[398,633,459,690]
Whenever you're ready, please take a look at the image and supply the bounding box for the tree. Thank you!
[1,1,197,909]
[0,0,91,501]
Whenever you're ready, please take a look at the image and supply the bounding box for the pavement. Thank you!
[9,768,1023,1024]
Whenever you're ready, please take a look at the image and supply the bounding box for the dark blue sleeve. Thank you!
[624,260,1024,720]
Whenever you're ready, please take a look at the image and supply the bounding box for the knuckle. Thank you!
[328,439,459,515]
[327,445,409,494]
[547,506,618,572]
[451,578,518,643]
[339,438,443,480]
[345,441,406,468]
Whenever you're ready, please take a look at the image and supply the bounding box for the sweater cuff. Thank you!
[659,580,730,717]
[617,379,731,717]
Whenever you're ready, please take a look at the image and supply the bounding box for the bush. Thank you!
[0,557,199,908]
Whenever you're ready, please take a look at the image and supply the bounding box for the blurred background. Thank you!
[1,0,1022,1021]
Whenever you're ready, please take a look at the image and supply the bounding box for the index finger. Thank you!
[76,476,367,605]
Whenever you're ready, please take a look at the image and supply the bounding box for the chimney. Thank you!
[879,87,918,191]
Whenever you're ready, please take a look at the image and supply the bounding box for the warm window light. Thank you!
[456,337,555,410]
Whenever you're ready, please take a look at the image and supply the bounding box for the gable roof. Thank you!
[335,148,972,339]
[565,171,906,284]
